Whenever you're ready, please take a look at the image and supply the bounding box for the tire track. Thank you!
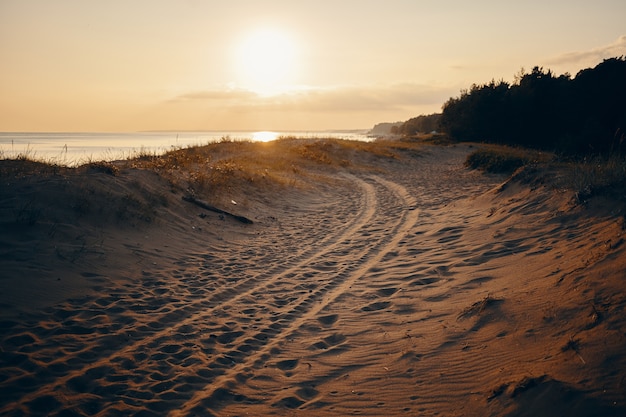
[0,174,378,414]
[171,175,419,416]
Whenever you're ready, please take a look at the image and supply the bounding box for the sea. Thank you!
[0,130,374,166]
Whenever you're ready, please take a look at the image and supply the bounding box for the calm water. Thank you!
[0,130,373,166]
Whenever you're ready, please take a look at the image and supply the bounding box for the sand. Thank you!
[1,142,625,416]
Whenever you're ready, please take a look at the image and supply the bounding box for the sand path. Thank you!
[2,145,625,416]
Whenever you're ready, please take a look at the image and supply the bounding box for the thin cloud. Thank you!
[171,89,257,102]
[172,83,454,113]
[545,35,626,67]
[290,84,455,113]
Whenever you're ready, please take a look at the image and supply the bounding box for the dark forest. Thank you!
[398,57,626,155]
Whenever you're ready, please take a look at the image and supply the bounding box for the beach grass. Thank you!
[464,144,552,174]
[466,143,626,205]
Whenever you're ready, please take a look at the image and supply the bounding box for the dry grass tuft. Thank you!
[81,161,119,176]
[560,155,626,202]
[465,145,552,174]
[0,159,67,178]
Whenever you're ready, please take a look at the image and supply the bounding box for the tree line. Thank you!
[396,57,626,155]
[391,113,441,136]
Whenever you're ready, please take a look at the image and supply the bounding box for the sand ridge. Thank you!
[1,143,625,416]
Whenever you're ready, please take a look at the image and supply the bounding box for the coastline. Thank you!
[0,130,373,166]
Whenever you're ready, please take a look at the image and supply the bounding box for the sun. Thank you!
[234,28,298,96]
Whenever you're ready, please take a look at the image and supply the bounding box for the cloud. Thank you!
[170,83,453,113]
[286,84,454,113]
[170,89,258,102]
[545,35,626,68]
[156,83,455,130]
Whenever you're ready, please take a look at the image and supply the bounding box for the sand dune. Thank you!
[1,142,625,416]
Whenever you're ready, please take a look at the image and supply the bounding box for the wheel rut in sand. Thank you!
[0,174,417,416]
[172,175,419,416]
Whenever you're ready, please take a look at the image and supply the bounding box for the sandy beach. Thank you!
[1,139,625,416]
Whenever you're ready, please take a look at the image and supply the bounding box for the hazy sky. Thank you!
[1,0,625,132]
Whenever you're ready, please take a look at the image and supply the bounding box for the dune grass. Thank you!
[1,137,423,224]
[466,143,626,204]
[113,137,422,201]
[5,136,625,205]
[465,145,552,174]
[554,154,626,202]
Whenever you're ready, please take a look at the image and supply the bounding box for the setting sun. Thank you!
[234,27,299,96]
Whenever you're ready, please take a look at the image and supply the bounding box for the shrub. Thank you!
[465,146,550,174]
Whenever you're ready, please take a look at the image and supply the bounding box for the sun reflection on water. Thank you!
[252,131,278,142]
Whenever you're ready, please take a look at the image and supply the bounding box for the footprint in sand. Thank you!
[317,314,339,326]
[361,301,391,311]
[276,358,299,371]
[376,287,399,297]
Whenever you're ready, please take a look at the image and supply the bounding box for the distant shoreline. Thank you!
[0,130,374,166]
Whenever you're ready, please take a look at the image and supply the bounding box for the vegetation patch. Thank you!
[465,145,551,174]
[439,58,626,155]
[113,137,423,203]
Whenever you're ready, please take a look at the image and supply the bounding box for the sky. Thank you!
[1,0,625,132]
